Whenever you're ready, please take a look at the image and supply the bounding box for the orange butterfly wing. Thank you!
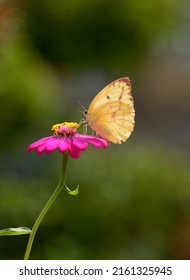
[86,77,135,144]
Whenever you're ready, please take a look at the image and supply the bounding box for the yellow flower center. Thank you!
[51,122,80,136]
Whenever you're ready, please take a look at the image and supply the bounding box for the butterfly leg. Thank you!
[83,124,88,135]
[79,118,89,135]
[79,118,86,125]
[90,129,98,136]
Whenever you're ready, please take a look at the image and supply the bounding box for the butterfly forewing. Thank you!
[86,77,135,144]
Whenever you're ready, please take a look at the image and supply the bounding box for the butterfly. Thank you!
[83,77,135,144]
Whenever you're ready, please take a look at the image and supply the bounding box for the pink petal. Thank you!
[45,138,60,153]
[27,136,53,152]
[72,137,88,151]
[58,138,69,153]
[75,134,108,148]
[27,132,109,157]
[37,144,46,155]
[68,139,81,158]
[69,149,81,158]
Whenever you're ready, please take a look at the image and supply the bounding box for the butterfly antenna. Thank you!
[77,100,86,112]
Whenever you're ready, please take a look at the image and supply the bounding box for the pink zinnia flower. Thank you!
[27,122,108,158]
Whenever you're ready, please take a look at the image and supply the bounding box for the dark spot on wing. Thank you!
[106,95,110,99]
[111,112,116,118]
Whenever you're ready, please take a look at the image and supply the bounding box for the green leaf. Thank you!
[0,227,32,236]
[64,184,79,195]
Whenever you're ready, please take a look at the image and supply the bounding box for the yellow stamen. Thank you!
[51,122,80,133]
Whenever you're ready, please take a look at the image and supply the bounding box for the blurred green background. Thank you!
[0,0,190,260]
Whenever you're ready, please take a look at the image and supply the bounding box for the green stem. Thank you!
[24,153,69,260]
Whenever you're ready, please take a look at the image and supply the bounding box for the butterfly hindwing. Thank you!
[86,77,135,144]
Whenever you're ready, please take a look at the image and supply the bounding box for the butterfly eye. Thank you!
[83,110,88,116]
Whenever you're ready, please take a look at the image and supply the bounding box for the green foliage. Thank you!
[0,0,188,260]
[0,37,62,151]
[0,144,190,259]
[64,184,79,196]
[25,0,182,70]
[0,227,31,236]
